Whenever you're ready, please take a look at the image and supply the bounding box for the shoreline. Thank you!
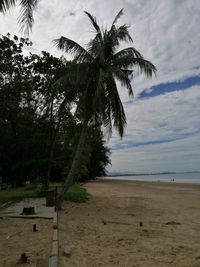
[97,177,200,188]
[100,175,200,185]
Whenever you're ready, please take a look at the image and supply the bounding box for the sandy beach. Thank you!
[59,179,200,267]
[0,218,52,267]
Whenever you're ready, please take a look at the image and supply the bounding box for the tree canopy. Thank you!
[0,33,110,187]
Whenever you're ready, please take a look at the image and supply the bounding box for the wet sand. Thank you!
[59,179,200,267]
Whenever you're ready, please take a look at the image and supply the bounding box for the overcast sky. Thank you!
[0,0,200,174]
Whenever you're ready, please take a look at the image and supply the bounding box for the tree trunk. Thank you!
[45,134,57,190]
[56,119,88,209]
[44,97,54,190]
[45,97,67,191]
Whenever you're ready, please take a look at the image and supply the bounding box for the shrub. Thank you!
[65,185,90,203]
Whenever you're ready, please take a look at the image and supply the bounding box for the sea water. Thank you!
[104,172,200,184]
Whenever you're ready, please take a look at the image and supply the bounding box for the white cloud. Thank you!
[110,85,200,144]
[108,85,200,173]
[108,132,200,173]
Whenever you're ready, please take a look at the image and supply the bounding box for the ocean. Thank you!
[104,172,200,184]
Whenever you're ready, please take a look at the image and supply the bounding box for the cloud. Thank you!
[108,130,200,173]
[110,85,200,144]
[108,85,200,172]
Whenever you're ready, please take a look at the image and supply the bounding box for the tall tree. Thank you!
[54,9,156,209]
[80,125,111,181]
[0,34,73,186]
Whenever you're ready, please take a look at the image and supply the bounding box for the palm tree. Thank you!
[54,9,156,209]
[0,0,38,34]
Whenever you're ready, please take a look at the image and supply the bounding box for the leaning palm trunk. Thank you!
[56,118,88,209]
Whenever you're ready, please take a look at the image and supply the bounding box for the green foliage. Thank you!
[0,33,111,187]
[64,185,90,203]
[0,187,38,205]
[78,125,111,182]
[0,34,68,184]
[0,182,62,205]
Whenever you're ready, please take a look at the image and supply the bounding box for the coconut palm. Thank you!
[0,0,38,34]
[54,9,156,208]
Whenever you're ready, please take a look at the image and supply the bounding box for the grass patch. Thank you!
[65,184,90,203]
[0,187,38,205]
[0,183,89,207]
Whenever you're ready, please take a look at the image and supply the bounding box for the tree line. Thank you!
[0,33,110,189]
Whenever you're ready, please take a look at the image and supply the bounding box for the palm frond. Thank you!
[105,76,127,137]
[87,34,102,58]
[106,24,133,54]
[84,11,101,34]
[114,47,143,60]
[112,68,133,96]
[53,36,92,62]
[115,24,133,43]
[112,47,157,78]
[111,50,141,69]
[0,0,16,13]
[111,8,123,27]
[18,0,38,35]
[102,105,112,138]
[84,11,103,51]
[131,58,157,78]
[0,0,38,34]
[112,98,126,138]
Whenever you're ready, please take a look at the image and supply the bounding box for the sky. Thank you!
[0,0,200,174]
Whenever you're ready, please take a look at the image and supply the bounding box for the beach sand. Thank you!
[0,217,52,267]
[59,179,200,267]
